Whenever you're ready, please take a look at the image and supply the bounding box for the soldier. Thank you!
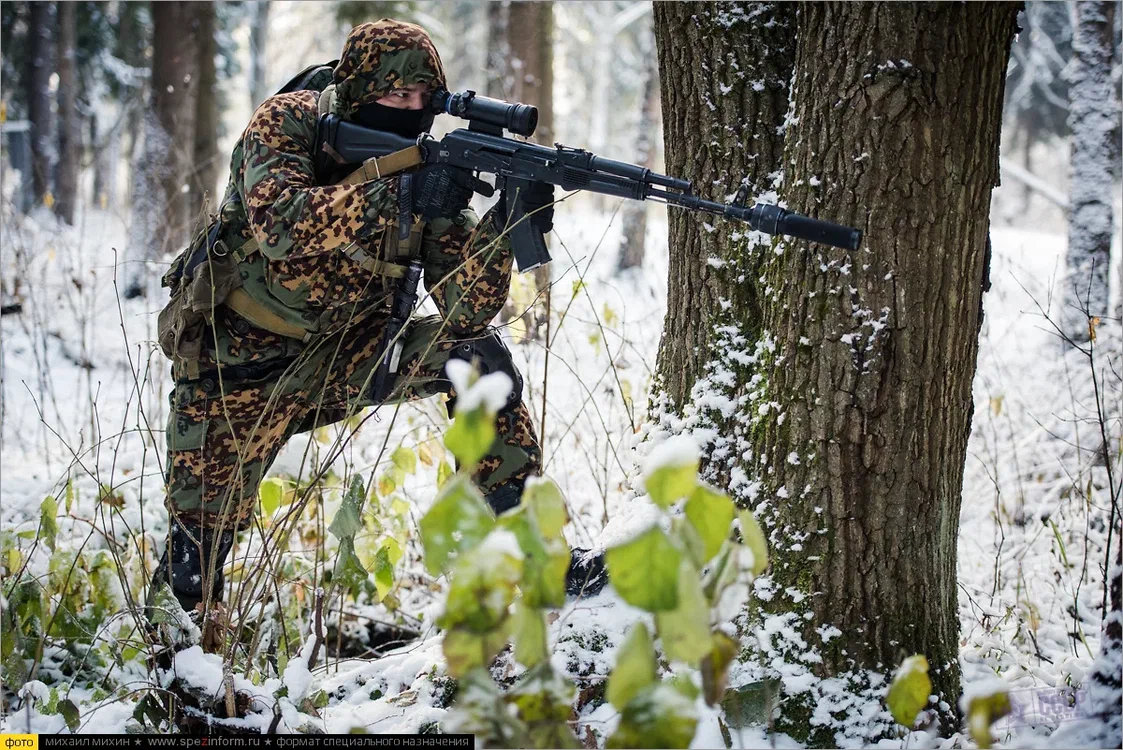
[152,19,607,621]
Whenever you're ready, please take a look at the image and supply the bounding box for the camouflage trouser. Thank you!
[164,214,541,530]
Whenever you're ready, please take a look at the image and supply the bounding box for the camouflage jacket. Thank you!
[167,20,509,373]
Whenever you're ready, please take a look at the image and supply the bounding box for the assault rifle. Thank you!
[317,89,863,273]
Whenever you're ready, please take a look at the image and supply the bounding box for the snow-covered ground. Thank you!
[1,185,1119,746]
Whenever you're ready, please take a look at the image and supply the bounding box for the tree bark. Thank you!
[507,1,554,338]
[55,0,79,224]
[749,4,1019,743]
[485,1,510,100]
[25,1,54,206]
[1063,1,1119,342]
[651,2,795,418]
[249,0,271,110]
[191,2,219,219]
[617,52,659,273]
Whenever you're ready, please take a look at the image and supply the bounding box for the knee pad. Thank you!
[442,328,524,413]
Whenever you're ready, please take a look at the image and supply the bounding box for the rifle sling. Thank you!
[338,146,424,187]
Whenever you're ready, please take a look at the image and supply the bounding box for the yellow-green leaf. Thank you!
[701,631,738,706]
[738,511,769,575]
[513,602,548,669]
[391,446,418,475]
[965,686,1011,749]
[607,684,698,749]
[260,477,286,517]
[419,476,495,575]
[521,477,569,539]
[655,561,711,664]
[373,545,394,601]
[606,526,681,612]
[685,483,735,563]
[445,405,497,470]
[437,459,454,489]
[40,496,59,551]
[886,655,931,728]
[606,623,658,710]
[443,624,513,678]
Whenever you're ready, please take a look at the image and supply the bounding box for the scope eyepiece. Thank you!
[431,89,538,137]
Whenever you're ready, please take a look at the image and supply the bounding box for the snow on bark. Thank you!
[1063,1,1119,342]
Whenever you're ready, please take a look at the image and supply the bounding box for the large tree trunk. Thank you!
[749,4,1019,743]
[127,1,203,293]
[54,0,79,225]
[1063,1,1119,342]
[651,2,795,422]
[249,0,271,110]
[507,1,554,339]
[25,1,54,207]
[617,52,659,273]
[485,1,510,100]
[191,2,219,220]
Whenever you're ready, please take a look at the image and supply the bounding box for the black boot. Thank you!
[150,520,235,613]
[484,482,608,599]
[565,548,608,598]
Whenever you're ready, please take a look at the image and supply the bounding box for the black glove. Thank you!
[410,165,490,222]
[496,180,555,234]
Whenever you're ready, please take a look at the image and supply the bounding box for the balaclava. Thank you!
[332,19,447,138]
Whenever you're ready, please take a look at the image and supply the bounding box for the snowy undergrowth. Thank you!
[2,192,1119,747]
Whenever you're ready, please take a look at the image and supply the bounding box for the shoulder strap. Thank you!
[274,59,339,97]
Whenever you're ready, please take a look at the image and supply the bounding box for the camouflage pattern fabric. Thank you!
[164,21,540,529]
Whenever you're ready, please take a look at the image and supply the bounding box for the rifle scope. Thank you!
[432,89,538,137]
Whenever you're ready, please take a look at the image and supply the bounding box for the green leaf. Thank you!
[332,538,369,596]
[40,495,59,551]
[373,545,394,602]
[513,603,549,669]
[329,475,367,541]
[59,698,80,732]
[607,684,698,749]
[498,507,569,608]
[738,511,769,575]
[64,480,75,514]
[701,631,738,706]
[886,655,931,728]
[391,446,418,475]
[445,405,497,470]
[685,483,735,563]
[507,663,581,749]
[644,450,699,509]
[606,623,658,710]
[606,526,682,611]
[443,623,513,678]
[260,477,286,517]
[521,478,569,539]
[655,561,711,664]
[419,476,496,575]
[439,529,523,633]
[965,685,1011,749]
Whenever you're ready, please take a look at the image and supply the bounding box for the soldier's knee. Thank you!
[441,328,523,413]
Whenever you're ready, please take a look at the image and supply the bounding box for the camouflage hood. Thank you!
[331,19,446,118]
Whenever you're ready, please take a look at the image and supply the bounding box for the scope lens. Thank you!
[509,105,538,137]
